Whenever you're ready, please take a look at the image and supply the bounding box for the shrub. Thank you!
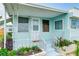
[0,46,42,56]
[31,46,39,50]
[0,48,8,56]
[25,47,32,52]
[17,46,42,55]
[7,50,17,56]
[75,43,79,56]
[55,37,72,47]
[75,45,79,56]
[31,46,42,53]
[74,40,79,56]
[17,47,27,55]
[0,48,17,56]
[73,40,79,44]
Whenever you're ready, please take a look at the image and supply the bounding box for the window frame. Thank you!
[71,19,79,29]
[18,17,29,32]
[55,20,63,30]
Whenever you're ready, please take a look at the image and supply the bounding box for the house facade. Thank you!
[3,3,79,50]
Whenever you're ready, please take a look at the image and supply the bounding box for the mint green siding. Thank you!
[13,13,71,50]
[40,19,54,44]
[51,13,70,40]
[13,15,31,50]
[69,18,79,40]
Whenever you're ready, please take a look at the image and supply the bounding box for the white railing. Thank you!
[38,39,51,51]
[39,39,47,50]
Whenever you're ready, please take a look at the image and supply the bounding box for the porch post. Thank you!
[12,11,14,50]
[12,4,18,50]
[4,6,6,48]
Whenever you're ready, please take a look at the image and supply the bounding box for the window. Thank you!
[71,19,79,29]
[43,20,49,32]
[18,17,28,23]
[18,17,29,32]
[9,28,12,31]
[55,20,62,30]
[33,25,38,31]
[33,20,39,31]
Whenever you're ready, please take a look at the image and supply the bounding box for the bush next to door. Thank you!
[55,37,73,47]
[55,37,76,56]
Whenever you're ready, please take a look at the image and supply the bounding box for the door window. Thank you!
[42,20,49,32]
[33,19,39,31]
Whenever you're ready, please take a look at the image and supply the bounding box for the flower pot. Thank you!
[6,39,13,50]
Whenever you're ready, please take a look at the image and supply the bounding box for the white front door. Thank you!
[31,18,40,41]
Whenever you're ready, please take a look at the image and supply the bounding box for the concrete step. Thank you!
[45,47,60,56]
[46,51,60,56]
[45,47,55,51]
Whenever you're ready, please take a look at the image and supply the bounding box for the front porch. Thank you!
[3,3,67,56]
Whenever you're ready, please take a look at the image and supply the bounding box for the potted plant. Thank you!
[6,32,13,50]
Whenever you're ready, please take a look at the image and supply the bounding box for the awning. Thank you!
[4,3,67,18]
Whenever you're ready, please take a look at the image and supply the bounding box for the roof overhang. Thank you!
[70,16,79,19]
[4,3,68,18]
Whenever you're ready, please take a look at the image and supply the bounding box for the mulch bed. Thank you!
[17,48,42,56]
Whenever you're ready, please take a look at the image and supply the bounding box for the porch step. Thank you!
[39,39,60,56]
[45,46,60,56]
[45,47,55,51]
[46,51,60,56]
[46,48,60,56]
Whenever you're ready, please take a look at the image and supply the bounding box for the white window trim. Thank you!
[31,17,41,32]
